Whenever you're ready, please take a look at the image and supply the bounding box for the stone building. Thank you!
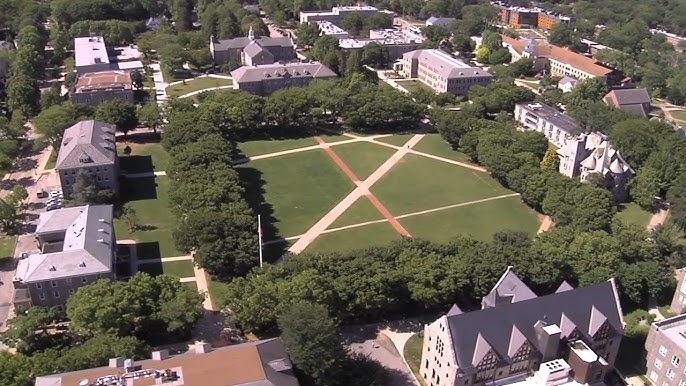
[210,27,295,66]
[400,49,492,95]
[231,62,336,96]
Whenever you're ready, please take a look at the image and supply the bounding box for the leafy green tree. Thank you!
[6,73,40,117]
[565,78,610,109]
[278,301,347,386]
[296,22,320,48]
[341,12,364,36]
[361,42,389,67]
[0,186,28,232]
[666,69,686,105]
[540,147,560,171]
[570,185,616,231]
[70,171,114,205]
[608,119,670,169]
[67,273,203,342]
[630,166,662,211]
[1,307,62,355]
[32,104,79,149]
[138,102,162,132]
[94,99,139,136]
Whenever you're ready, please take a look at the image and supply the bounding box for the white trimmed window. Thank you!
[650,371,658,382]
[660,346,668,357]
[53,290,60,299]
[656,359,664,369]
[678,379,686,386]
[38,293,45,300]
[35,283,42,289]
[674,356,681,367]
[668,370,676,381]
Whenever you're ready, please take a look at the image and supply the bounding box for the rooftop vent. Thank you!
[195,342,212,354]
[109,357,125,368]
[98,218,106,223]
[152,350,169,361]
[79,261,86,267]
[49,265,56,271]
[97,239,105,243]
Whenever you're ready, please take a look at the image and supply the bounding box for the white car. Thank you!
[49,190,63,198]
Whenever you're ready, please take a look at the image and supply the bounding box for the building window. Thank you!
[38,293,45,300]
[81,276,87,283]
[679,379,686,386]
[35,283,42,290]
[674,356,681,367]
[656,359,664,369]
[51,280,57,287]
[56,305,64,312]
[668,370,676,381]
[54,291,60,298]
[425,360,429,369]
[660,346,668,357]
[69,289,74,295]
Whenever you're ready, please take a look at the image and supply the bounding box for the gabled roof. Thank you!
[472,333,495,366]
[244,42,274,61]
[231,62,337,83]
[448,304,463,316]
[403,49,492,79]
[555,281,574,293]
[446,279,624,375]
[213,36,293,51]
[482,266,537,308]
[558,75,579,86]
[604,88,651,106]
[55,120,117,170]
[588,306,607,336]
[507,325,528,357]
[16,205,115,283]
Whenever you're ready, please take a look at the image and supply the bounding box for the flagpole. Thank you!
[257,214,263,268]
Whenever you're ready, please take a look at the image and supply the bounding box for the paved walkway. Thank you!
[179,85,234,99]
[647,209,670,230]
[288,134,424,254]
[193,260,215,310]
[122,171,167,178]
[314,136,411,237]
[150,62,168,104]
[537,215,553,234]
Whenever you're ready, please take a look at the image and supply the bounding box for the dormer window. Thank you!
[79,154,92,163]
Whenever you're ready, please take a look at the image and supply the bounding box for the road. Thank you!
[0,130,55,331]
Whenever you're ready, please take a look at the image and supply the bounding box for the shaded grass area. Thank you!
[0,235,16,263]
[304,221,402,253]
[117,142,169,173]
[236,137,317,158]
[166,77,232,97]
[114,176,181,258]
[45,148,57,170]
[671,110,686,122]
[615,203,652,228]
[329,196,385,228]
[183,281,198,291]
[403,333,428,386]
[372,154,511,214]
[237,150,354,239]
[399,196,539,242]
[413,134,471,162]
[137,259,195,278]
[374,134,416,147]
[396,79,433,94]
[331,141,395,180]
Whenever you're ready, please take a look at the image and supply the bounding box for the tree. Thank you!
[361,42,389,67]
[67,273,203,342]
[0,186,28,233]
[6,73,40,117]
[296,22,319,48]
[130,71,145,90]
[565,78,610,109]
[666,69,686,105]
[94,99,139,136]
[570,185,616,231]
[548,24,584,50]
[540,147,560,171]
[341,12,364,36]
[32,104,79,149]
[71,171,114,205]
[278,301,347,385]
[1,307,62,355]
[608,119,670,169]
[40,85,65,110]
[138,102,162,132]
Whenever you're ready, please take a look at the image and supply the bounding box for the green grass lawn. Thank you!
[45,148,57,170]
[372,154,511,215]
[318,133,349,143]
[117,142,169,173]
[671,110,686,122]
[413,134,471,162]
[329,196,385,228]
[396,79,433,94]
[137,259,195,278]
[183,281,198,291]
[304,221,402,253]
[0,235,16,264]
[114,176,181,258]
[166,77,232,97]
[615,203,652,228]
[399,196,539,242]
[238,150,354,239]
[331,141,395,180]
[375,134,417,147]
[403,333,428,386]
[237,137,317,158]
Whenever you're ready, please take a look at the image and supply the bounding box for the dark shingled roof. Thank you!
[606,88,651,106]
[447,280,623,375]
[213,36,293,51]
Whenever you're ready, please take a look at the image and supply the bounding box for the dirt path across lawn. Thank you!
[288,134,424,254]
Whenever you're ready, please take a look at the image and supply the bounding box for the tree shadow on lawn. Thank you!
[236,167,286,263]
[136,242,162,260]
[119,155,154,174]
[118,131,162,144]
[230,125,344,160]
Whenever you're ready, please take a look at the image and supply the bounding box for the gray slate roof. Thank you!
[55,120,117,170]
[231,62,337,83]
[447,279,624,374]
[481,266,537,308]
[606,88,651,106]
[244,42,274,61]
[517,102,578,134]
[256,338,300,386]
[16,205,114,283]
[213,36,293,51]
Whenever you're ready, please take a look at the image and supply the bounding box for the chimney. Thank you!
[109,357,125,368]
[534,321,561,362]
[195,342,212,354]
[152,350,169,361]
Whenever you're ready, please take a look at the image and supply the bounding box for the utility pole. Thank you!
[257,214,263,268]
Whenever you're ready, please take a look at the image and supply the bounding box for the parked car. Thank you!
[36,190,48,199]
[49,190,63,198]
